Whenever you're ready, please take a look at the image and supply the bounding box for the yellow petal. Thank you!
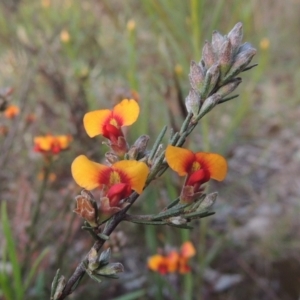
[71,155,108,190]
[180,241,196,258]
[195,152,227,181]
[113,160,149,194]
[83,109,111,138]
[165,145,195,176]
[113,99,139,126]
[148,255,164,271]
[56,135,72,149]
[35,135,53,151]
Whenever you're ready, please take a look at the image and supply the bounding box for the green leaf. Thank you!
[166,197,180,209]
[50,269,61,300]
[184,211,215,219]
[129,219,166,226]
[152,203,191,221]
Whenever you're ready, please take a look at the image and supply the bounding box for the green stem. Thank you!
[23,157,53,273]
[198,218,208,299]
[190,0,204,61]
[31,157,53,228]
[127,22,138,91]
[181,230,192,300]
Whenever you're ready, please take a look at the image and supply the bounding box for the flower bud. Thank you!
[211,30,225,55]
[185,89,201,115]
[96,262,124,276]
[202,41,216,68]
[53,275,66,300]
[216,78,242,98]
[205,62,220,95]
[74,191,98,227]
[228,22,243,54]
[127,135,149,159]
[99,248,111,267]
[196,192,218,211]
[237,42,254,54]
[196,94,221,120]
[224,46,256,80]
[88,248,100,271]
[189,60,205,91]
[219,38,233,77]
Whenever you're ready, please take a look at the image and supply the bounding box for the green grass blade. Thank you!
[112,289,146,300]
[1,202,24,300]
[0,246,14,300]
[24,247,50,290]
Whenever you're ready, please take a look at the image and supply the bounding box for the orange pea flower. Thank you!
[71,155,149,215]
[83,99,139,156]
[148,242,196,275]
[4,105,19,119]
[34,134,72,155]
[147,252,179,275]
[165,145,227,203]
[178,241,196,274]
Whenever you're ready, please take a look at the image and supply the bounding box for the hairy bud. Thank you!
[217,78,242,98]
[228,22,243,54]
[212,30,225,55]
[224,46,257,81]
[202,41,216,68]
[185,89,201,115]
[219,38,233,76]
[205,62,220,95]
[189,60,205,91]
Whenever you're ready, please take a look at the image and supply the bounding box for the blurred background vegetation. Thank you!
[0,0,300,299]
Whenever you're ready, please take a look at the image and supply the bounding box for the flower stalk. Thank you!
[53,22,257,299]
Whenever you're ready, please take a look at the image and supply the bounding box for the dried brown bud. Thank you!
[202,41,216,68]
[216,78,242,98]
[189,60,205,91]
[74,192,98,227]
[185,89,201,115]
[228,22,243,54]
